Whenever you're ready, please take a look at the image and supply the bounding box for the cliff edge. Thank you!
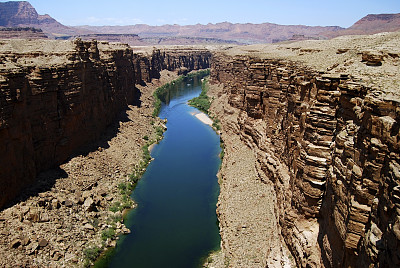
[208,31,400,267]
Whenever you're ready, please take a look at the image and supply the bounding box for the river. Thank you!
[104,75,221,267]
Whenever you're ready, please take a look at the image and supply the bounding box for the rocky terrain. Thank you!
[0,39,211,209]
[0,39,210,266]
[0,69,175,267]
[206,31,400,267]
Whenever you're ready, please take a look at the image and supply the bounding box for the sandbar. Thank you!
[191,111,213,126]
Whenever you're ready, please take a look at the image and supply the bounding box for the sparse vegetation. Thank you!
[101,227,116,241]
[83,246,102,267]
[108,213,122,223]
[188,77,211,113]
[219,140,225,160]
[109,201,121,213]
[153,69,210,117]
[212,118,221,131]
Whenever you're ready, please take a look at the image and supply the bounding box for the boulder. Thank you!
[38,238,48,248]
[9,238,21,249]
[83,223,94,230]
[83,197,97,212]
[21,236,30,246]
[26,242,38,255]
[361,51,383,66]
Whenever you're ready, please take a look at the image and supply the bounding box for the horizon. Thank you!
[1,0,399,28]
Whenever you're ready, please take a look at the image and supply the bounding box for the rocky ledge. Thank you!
[207,32,400,267]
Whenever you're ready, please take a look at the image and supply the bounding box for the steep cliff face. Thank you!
[210,35,400,267]
[0,40,211,209]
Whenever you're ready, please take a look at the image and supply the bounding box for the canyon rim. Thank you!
[0,1,400,267]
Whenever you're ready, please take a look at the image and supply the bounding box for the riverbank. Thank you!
[105,73,221,267]
[203,83,293,268]
[0,70,179,267]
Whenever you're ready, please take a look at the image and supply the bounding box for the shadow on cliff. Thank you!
[2,167,69,210]
[2,96,141,211]
[75,107,133,155]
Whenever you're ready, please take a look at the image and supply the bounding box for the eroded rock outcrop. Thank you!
[209,32,400,267]
[0,39,211,209]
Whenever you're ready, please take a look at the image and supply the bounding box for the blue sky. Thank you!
[4,0,400,27]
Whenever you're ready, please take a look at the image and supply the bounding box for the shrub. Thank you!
[83,246,102,265]
[188,77,211,113]
[109,201,121,213]
[101,227,115,241]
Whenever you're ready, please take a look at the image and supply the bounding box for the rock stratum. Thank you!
[0,24,399,268]
[0,39,210,266]
[208,32,400,267]
[0,39,211,209]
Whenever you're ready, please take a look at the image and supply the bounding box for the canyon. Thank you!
[0,39,210,266]
[206,32,400,267]
[0,39,211,210]
[0,2,399,266]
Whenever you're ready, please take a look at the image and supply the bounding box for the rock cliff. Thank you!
[209,32,400,267]
[0,27,47,39]
[0,39,211,209]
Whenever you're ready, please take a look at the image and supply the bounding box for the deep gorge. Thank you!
[0,40,211,209]
[0,37,399,267]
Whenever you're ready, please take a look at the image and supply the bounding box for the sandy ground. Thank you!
[191,111,214,126]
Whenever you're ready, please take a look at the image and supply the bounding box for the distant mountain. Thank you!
[74,23,344,44]
[0,1,399,45]
[325,13,400,38]
[349,13,400,33]
[70,33,245,46]
[0,1,90,37]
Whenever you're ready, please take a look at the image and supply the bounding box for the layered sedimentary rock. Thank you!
[210,32,400,267]
[0,39,211,209]
[0,27,47,39]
